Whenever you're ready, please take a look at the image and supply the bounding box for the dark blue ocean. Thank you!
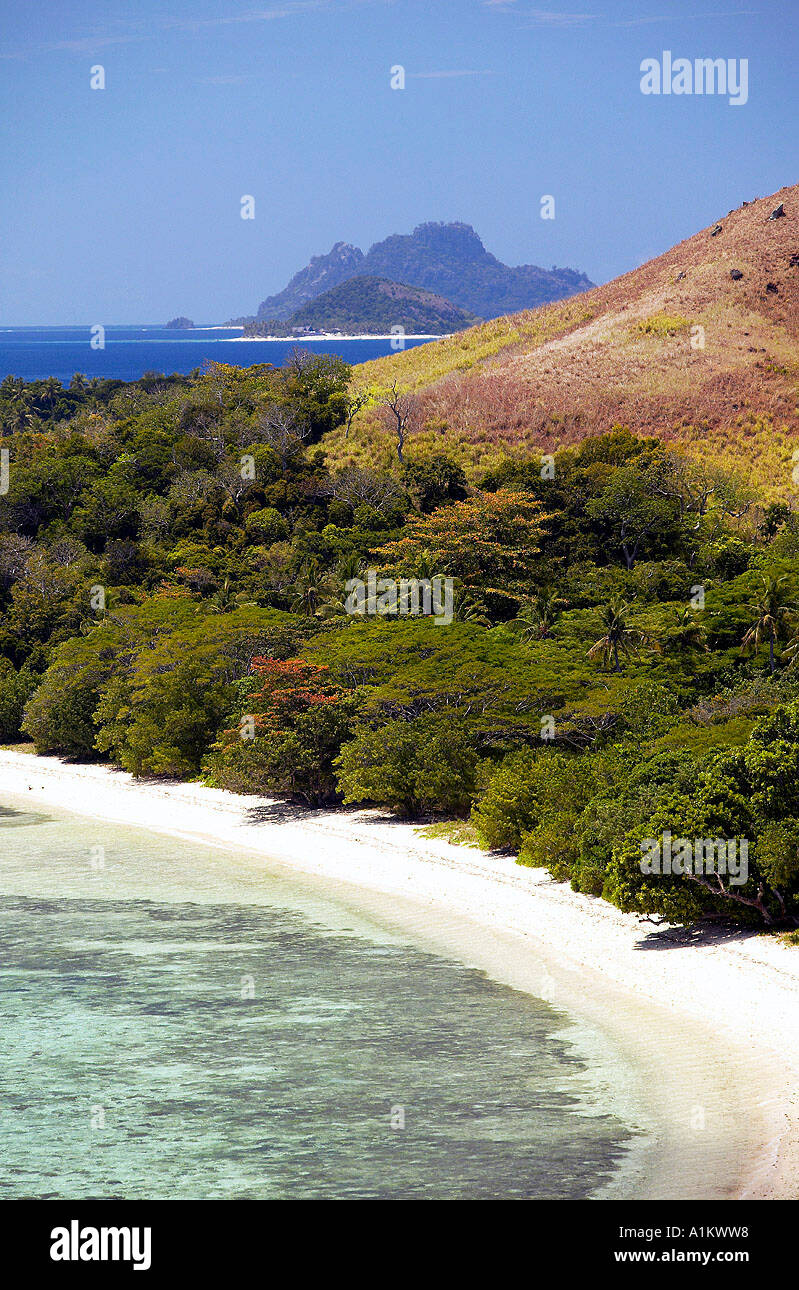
[0,326,433,384]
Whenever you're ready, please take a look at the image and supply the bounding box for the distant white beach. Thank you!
[224,332,448,342]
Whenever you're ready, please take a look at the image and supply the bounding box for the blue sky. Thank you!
[1,0,795,323]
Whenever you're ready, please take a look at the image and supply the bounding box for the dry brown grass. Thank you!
[331,185,799,492]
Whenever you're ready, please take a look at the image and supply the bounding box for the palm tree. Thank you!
[207,578,236,613]
[410,548,439,582]
[308,552,364,620]
[336,551,363,585]
[1,376,25,399]
[39,376,62,413]
[665,606,709,655]
[6,391,35,432]
[516,589,563,641]
[292,559,329,616]
[741,574,797,674]
[782,628,799,672]
[453,594,490,626]
[587,597,645,672]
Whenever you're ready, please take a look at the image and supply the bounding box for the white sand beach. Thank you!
[2,747,798,1202]
[225,333,448,342]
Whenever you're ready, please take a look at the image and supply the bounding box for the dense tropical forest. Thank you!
[2,355,799,928]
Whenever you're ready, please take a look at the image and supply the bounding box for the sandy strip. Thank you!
[2,748,798,1201]
[224,333,447,342]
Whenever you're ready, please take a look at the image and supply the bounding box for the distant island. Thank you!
[226,221,593,334]
[165,316,195,329]
[244,275,481,337]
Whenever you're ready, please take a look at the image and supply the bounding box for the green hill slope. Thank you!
[247,275,481,336]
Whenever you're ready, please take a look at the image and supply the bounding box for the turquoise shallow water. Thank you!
[0,800,634,1199]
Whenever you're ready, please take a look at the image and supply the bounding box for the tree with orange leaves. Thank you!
[374,489,547,611]
[205,657,354,804]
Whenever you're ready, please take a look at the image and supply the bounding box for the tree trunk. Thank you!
[687,874,775,925]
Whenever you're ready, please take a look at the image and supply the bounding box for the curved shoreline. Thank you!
[1,748,797,1200]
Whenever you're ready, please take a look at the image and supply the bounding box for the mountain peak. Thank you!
[255,221,592,322]
[257,242,364,320]
[326,241,361,259]
[408,221,490,260]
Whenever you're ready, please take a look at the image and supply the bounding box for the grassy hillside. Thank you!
[330,185,799,491]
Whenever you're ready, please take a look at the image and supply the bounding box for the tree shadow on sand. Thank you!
[633,919,763,950]
[242,801,322,824]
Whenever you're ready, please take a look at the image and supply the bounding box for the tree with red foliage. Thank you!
[205,657,354,805]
